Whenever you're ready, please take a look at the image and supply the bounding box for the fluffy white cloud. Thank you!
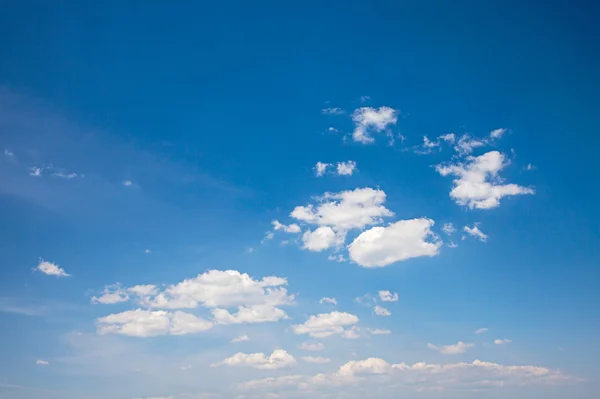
[321,107,344,115]
[239,357,577,393]
[319,297,337,305]
[231,334,250,343]
[351,106,398,144]
[442,222,456,235]
[291,187,393,231]
[475,328,488,334]
[427,341,475,355]
[35,259,70,277]
[336,161,357,176]
[215,349,296,370]
[378,290,398,302]
[298,341,324,351]
[348,218,441,267]
[436,151,534,209]
[272,220,301,233]
[91,284,129,304]
[292,311,359,338]
[314,161,331,176]
[373,305,391,317]
[464,224,488,241]
[212,305,288,324]
[302,356,331,364]
[302,227,344,252]
[96,309,213,337]
[495,338,512,345]
[367,328,391,335]
[36,360,49,365]
[454,134,486,155]
[490,128,507,139]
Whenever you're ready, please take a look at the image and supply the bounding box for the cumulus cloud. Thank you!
[302,227,344,252]
[435,151,534,209]
[475,328,489,334]
[271,220,301,234]
[239,357,577,394]
[91,284,129,304]
[292,311,359,338]
[36,360,49,365]
[302,356,331,364]
[215,349,296,370]
[373,305,391,317]
[319,297,337,305]
[314,162,331,177]
[351,106,398,144]
[212,304,288,324]
[336,161,357,176]
[298,342,324,351]
[427,341,475,355]
[494,338,512,345]
[442,222,456,235]
[97,309,213,337]
[454,134,486,155]
[35,259,70,277]
[348,218,441,267]
[464,224,488,242]
[231,334,250,343]
[489,128,507,139]
[378,290,398,302]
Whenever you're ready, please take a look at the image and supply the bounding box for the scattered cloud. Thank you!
[314,161,331,177]
[367,328,391,335]
[29,167,43,177]
[298,341,324,351]
[122,180,133,187]
[34,259,70,277]
[378,290,398,302]
[212,304,288,324]
[292,311,359,338]
[336,161,357,176]
[4,149,14,157]
[271,220,301,233]
[327,254,347,262]
[53,171,80,179]
[360,95,371,103]
[442,222,456,235]
[489,128,507,139]
[91,284,129,304]
[321,107,345,115]
[348,218,441,267]
[475,328,489,334]
[302,356,331,363]
[494,338,512,345]
[454,134,486,155]
[214,349,296,370]
[302,226,344,252]
[36,360,49,365]
[231,334,250,343]
[319,297,337,305]
[527,163,536,171]
[373,305,391,316]
[464,224,488,242]
[351,106,398,144]
[327,127,338,133]
[435,151,535,209]
[145,249,151,254]
[427,341,475,355]
[447,241,458,248]
[97,309,213,337]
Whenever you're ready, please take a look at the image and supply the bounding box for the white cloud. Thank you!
[91,284,129,304]
[474,328,488,334]
[36,360,49,365]
[212,304,288,324]
[351,106,398,144]
[231,334,250,343]
[447,241,458,248]
[360,95,371,102]
[367,328,391,335]
[271,220,301,234]
[436,151,535,209]
[328,127,338,133]
[123,180,133,187]
[215,349,296,370]
[439,133,456,143]
[53,171,79,179]
[341,326,361,339]
[261,231,275,243]
[321,107,344,115]
[336,161,357,176]
[427,341,475,355]
[464,224,488,242]
[494,338,512,345]
[145,249,151,254]
[454,134,486,155]
[313,161,331,177]
[239,358,577,394]
[29,167,43,177]
[373,305,391,317]
[298,341,324,351]
[301,226,344,252]
[348,218,441,267]
[319,297,337,305]
[292,311,359,338]
[35,259,70,277]
[378,290,398,302]
[97,309,213,337]
[302,356,331,364]
[291,187,393,232]
[489,128,507,139]
[442,222,456,235]
[527,163,536,171]
[327,254,347,262]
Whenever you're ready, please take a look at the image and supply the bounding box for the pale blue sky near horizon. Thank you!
[0,1,599,399]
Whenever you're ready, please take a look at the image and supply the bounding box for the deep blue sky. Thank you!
[0,1,599,399]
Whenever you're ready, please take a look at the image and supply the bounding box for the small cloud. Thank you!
[272,220,302,234]
[29,167,43,177]
[447,242,458,248]
[373,305,391,317]
[261,231,275,244]
[321,107,345,115]
[302,356,331,364]
[351,106,398,144]
[53,171,80,179]
[526,163,536,171]
[367,328,391,335]
[319,297,337,305]
[463,224,488,242]
[336,161,357,176]
[494,338,512,345]
[428,341,474,355]
[245,247,255,254]
[360,95,371,103]
[327,254,347,262]
[122,180,133,187]
[474,328,488,334]
[328,127,338,133]
[438,133,456,143]
[314,162,331,177]
[144,249,151,254]
[34,259,70,277]
[489,128,507,139]
[4,149,14,157]
[231,334,250,343]
[354,294,375,306]
[298,342,324,351]
[442,223,456,235]
[36,360,49,365]
[378,291,398,302]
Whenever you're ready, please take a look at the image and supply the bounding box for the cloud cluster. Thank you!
[313,161,357,177]
[427,341,475,355]
[292,311,359,338]
[96,309,213,337]
[351,106,398,144]
[214,349,296,370]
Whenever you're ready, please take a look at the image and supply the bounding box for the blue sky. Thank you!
[1,1,599,398]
